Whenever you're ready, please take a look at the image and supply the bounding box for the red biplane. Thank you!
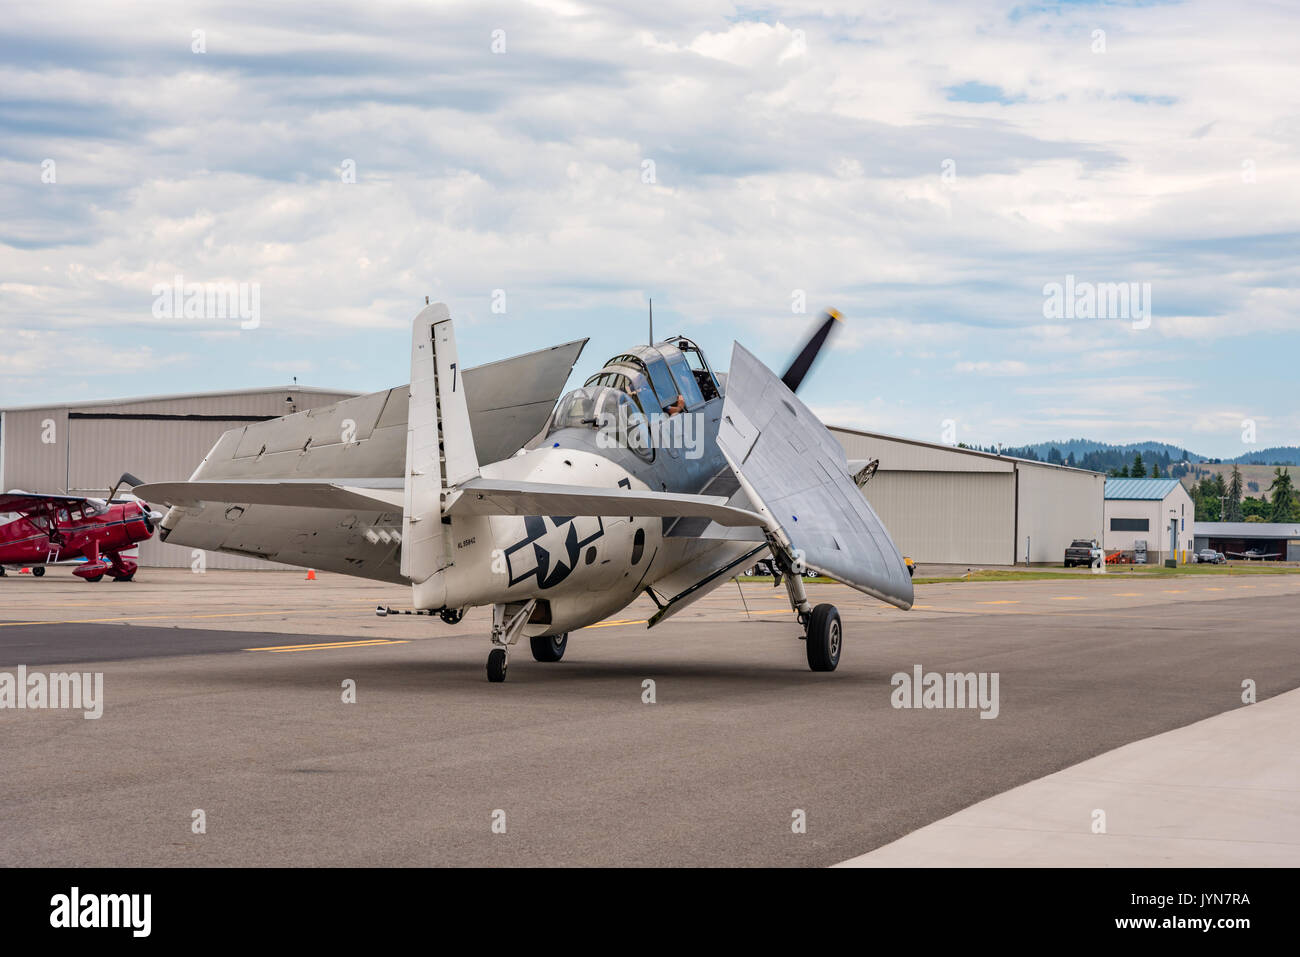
[0,473,161,582]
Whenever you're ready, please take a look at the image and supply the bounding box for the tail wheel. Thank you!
[806,603,842,672]
[530,633,567,663]
[486,648,508,683]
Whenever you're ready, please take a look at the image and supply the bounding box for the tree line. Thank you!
[1186,465,1297,523]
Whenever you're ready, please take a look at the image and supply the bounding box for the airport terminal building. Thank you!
[0,387,356,568]
[830,426,1105,566]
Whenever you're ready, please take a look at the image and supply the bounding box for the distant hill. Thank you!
[1006,440,1300,472]
[1227,446,1300,466]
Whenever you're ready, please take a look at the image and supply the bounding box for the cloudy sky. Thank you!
[2,0,1296,457]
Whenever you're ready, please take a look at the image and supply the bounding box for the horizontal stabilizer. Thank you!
[135,479,405,512]
[447,478,767,528]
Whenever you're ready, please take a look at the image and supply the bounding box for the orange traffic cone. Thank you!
[305,569,316,580]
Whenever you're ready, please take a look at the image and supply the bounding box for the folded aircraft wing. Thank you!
[134,479,405,512]
[716,342,914,610]
[462,338,587,463]
[446,477,767,528]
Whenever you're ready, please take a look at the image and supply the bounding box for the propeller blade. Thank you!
[106,471,146,503]
[780,309,841,392]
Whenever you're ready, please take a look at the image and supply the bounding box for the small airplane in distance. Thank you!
[0,474,162,581]
[1225,548,1282,561]
[140,304,913,681]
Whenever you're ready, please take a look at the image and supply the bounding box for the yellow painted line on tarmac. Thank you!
[977,600,1019,605]
[0,609,341,628]
[1163,589,1188,594]
[1113,592,1141,597]
[582,618,647,629]
[247,639,409,653]
[1052,596,1086,601]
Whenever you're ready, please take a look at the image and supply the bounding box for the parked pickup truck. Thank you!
[1064,539,1099,568]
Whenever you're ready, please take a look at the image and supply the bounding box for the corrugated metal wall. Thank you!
[2,389,356,568]
[1016,462,1105,563]
[831,426,1104,566]
[862,470,1016,564]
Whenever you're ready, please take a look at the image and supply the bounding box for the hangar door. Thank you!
[862,470,1015,565]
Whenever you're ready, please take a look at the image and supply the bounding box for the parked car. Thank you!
[1064,539,1099,568]
[1195,549,1226,564]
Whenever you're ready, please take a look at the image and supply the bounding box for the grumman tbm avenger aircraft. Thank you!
[0,474,162,581]
[137,304,912,681]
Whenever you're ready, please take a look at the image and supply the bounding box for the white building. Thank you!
[1102,478,1195,564]
[830,427,1105,566]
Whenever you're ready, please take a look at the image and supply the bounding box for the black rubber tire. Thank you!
[439,608,464,624]
[0,566,6,576]
[32,566,45,577]
[486,648,508,683]
[112,571,135,582]
[806,603,842,672]
[530,633,567,662]
[85,574,103,583]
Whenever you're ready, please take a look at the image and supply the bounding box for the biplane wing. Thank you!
[0,491,96,516]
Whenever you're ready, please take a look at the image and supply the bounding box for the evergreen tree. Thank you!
[1131,452,1146,478]
[1267,468,1295,522]
[1226,465,1244,522]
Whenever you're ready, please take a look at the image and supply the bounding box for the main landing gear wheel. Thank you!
[530,633,567,663]
[486,648,508,683]
[32,566,45,578]
[85,574,103,583]
[439,608,464,625]
[805,603,842,672]
[112,570,135,582]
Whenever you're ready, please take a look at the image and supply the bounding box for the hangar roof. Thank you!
[1104,478,1183,500]
[828,425,1102,475]
[1195,522,1300,539]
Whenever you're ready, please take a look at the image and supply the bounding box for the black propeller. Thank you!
[781,309,841,392]
[106,472,145,504]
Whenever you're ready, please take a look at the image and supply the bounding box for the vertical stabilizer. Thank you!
[402,304,479,606]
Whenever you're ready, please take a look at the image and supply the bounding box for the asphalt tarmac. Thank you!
[1,568,1297,866]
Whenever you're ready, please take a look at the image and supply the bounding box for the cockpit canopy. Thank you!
[585,336,721,416]
[543,336,722,457]
[546,385,653,455]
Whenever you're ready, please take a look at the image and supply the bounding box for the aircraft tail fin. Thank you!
[402,304,479,606]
